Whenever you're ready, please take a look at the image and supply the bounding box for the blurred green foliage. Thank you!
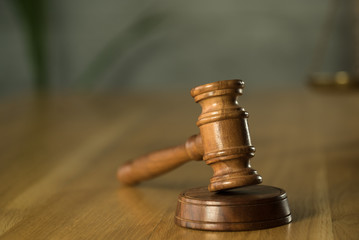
[12,0,47,93]
[11,0,164,93]
[76,13,165,89]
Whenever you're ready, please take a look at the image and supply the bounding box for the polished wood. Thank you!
[191,80,262,191]
[118,80,262,192]
[117,134,203,185]
[119,79,287,231]
[1,89,359,239]
[175,185,291,231]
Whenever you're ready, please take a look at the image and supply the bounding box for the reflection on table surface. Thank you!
[0,89,359,239]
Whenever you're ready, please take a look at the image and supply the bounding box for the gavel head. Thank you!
[191,80,262,191]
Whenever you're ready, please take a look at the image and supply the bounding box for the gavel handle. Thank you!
[117,134,203,185]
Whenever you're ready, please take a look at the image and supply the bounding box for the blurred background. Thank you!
[0,0,356,97]
[1,2,359,236]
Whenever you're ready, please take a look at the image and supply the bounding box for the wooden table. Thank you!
[1,89,358,239]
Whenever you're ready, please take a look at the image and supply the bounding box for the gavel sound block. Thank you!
[117,80,292,231]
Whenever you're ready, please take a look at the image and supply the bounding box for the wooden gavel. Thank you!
[117,80,262,191]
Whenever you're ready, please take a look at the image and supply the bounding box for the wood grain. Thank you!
[0,89,358,239]
[191,80,262,191]
[175,185,291,231]
[117,79,263,191]
[117,134,203,185]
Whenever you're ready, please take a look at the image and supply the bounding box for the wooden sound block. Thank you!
[175,185,292,231]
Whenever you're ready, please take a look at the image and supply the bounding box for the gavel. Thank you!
[118,79,292,231]
[117,79,262,191]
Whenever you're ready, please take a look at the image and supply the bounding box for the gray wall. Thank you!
[0,0,351,96]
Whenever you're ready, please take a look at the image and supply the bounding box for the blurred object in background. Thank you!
[10,0,48,95]
[308,0,359,91]
[0,0,353,97]
[309,72,359,90]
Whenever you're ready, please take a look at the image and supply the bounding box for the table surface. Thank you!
[1,88,359,240]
